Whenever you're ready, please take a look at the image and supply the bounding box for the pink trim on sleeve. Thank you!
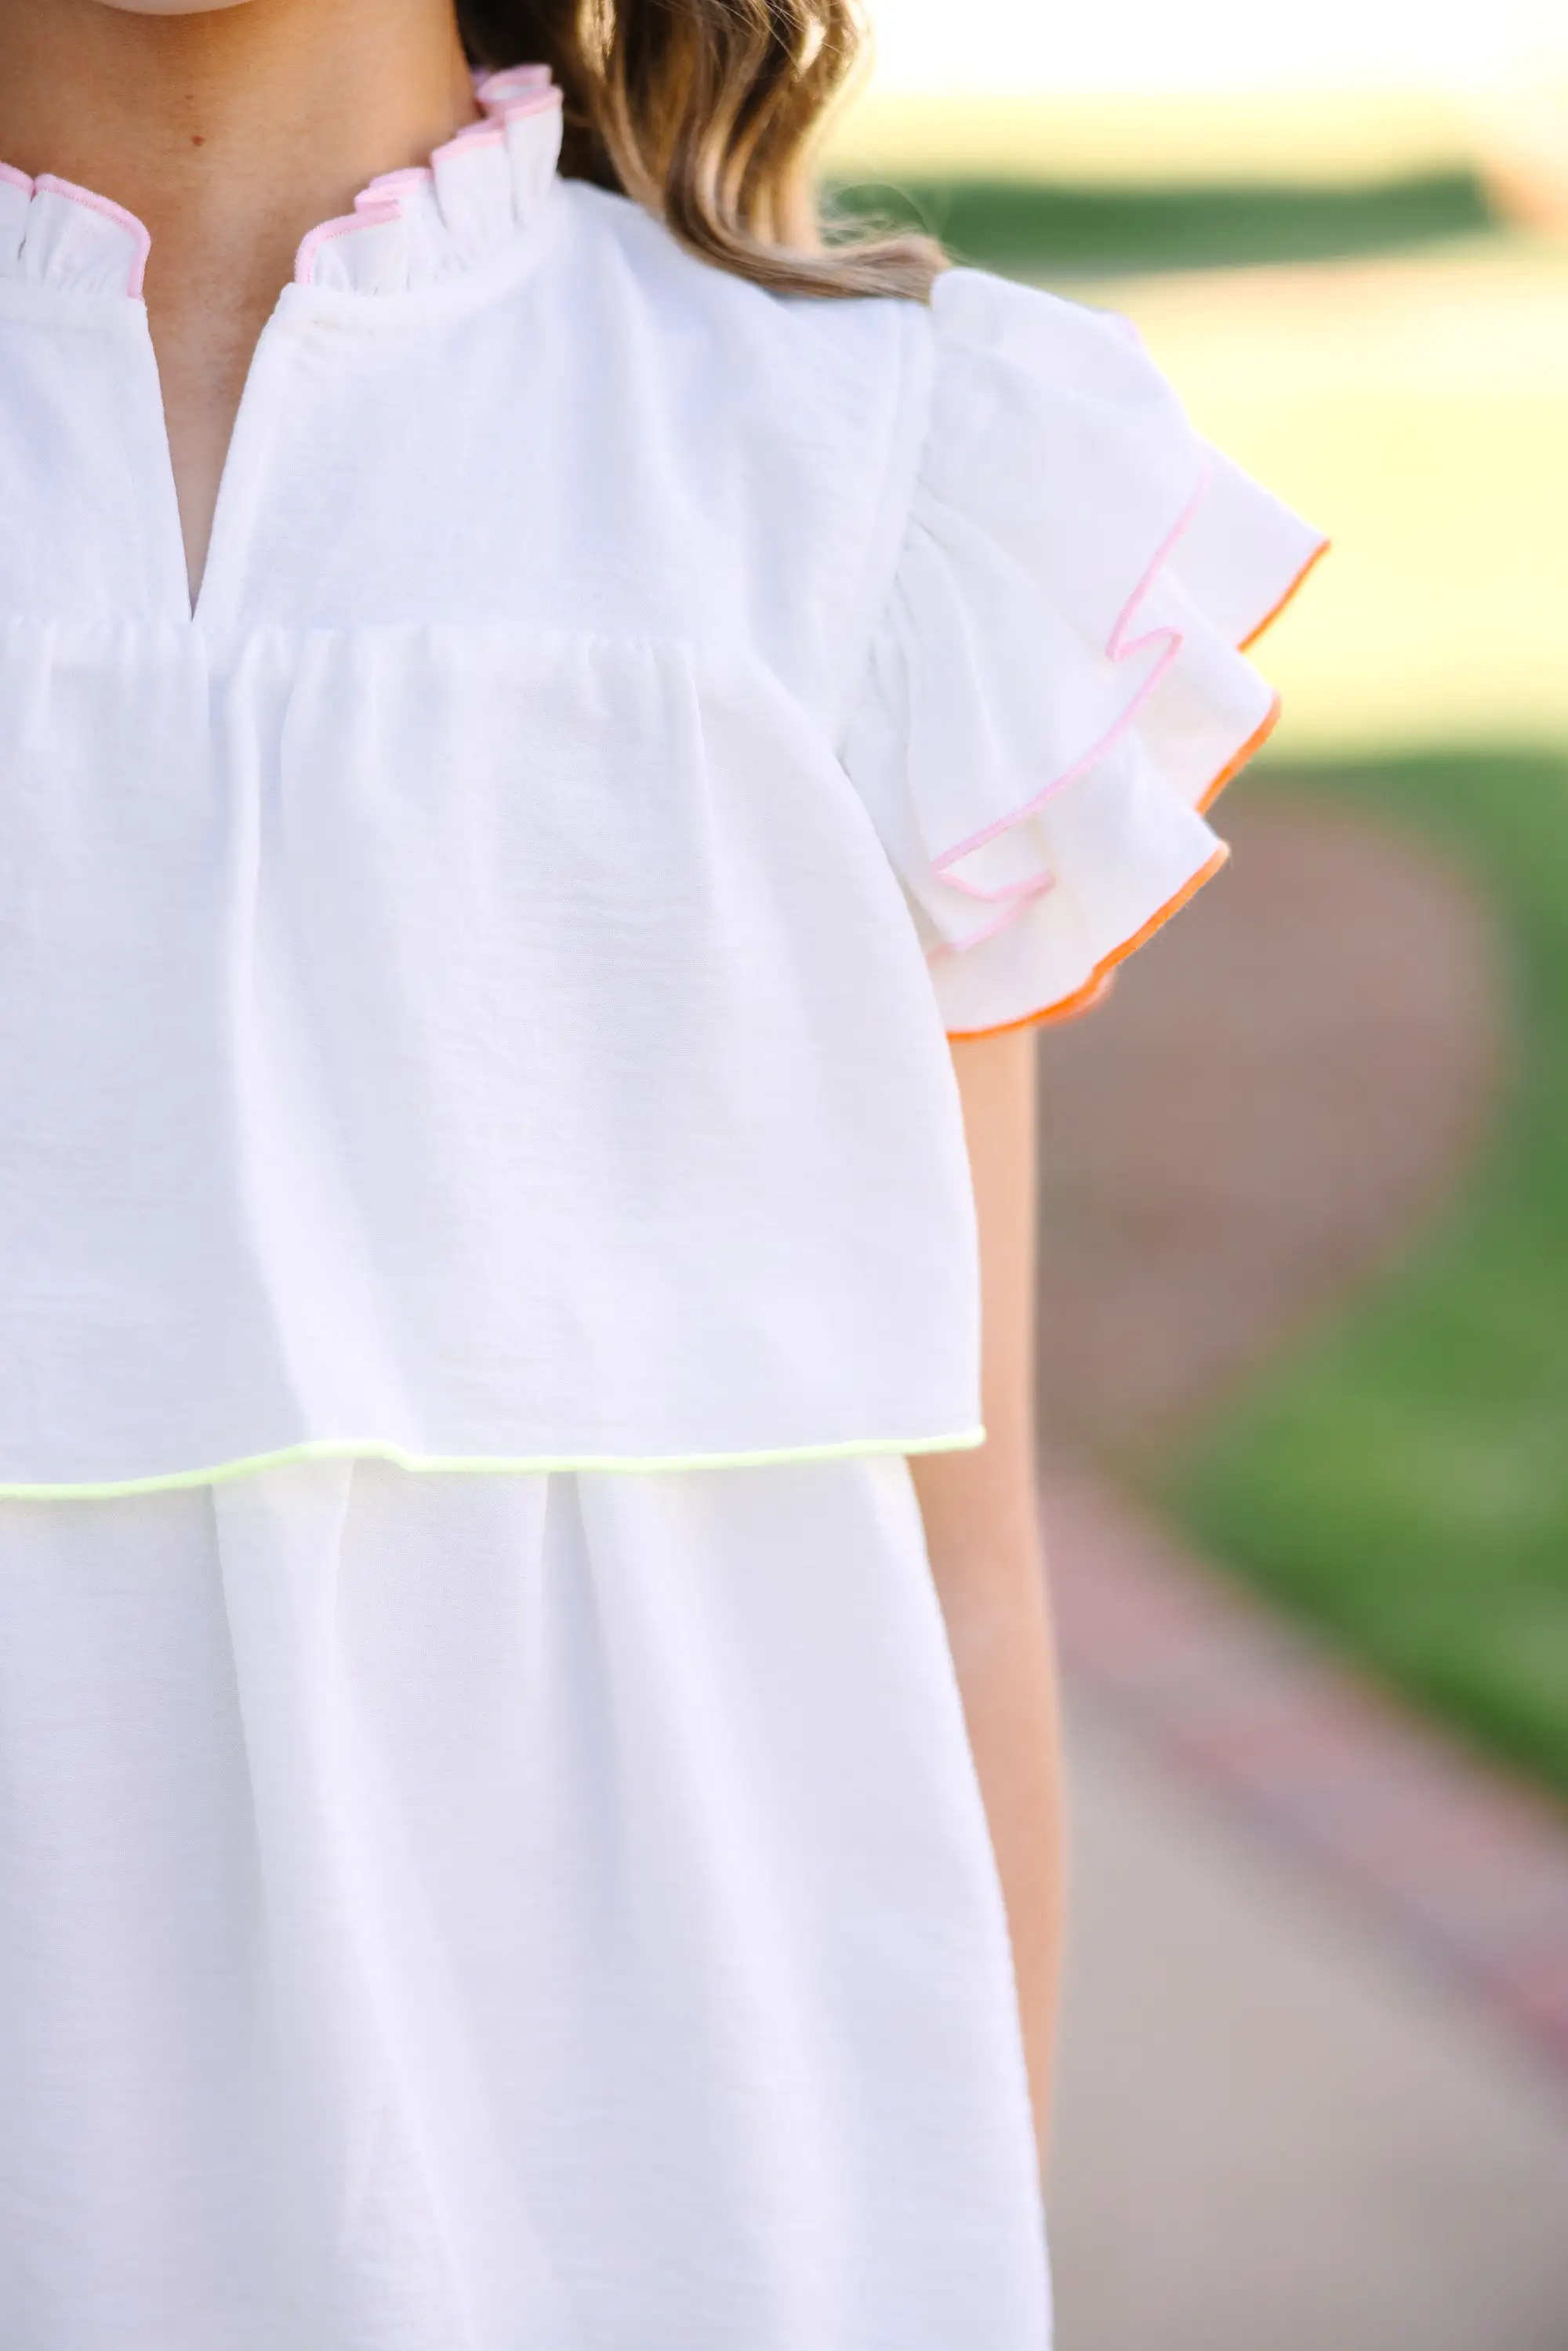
[927,870,1058,956]
[943,844,1231,1040]
[1105,458,1214,663]
[931,459,1213,881]
[33,173,152,296]
[936,687,1297,1030]
[0,161,33,196]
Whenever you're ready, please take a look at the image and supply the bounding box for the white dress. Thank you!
[0,67,1323,2349]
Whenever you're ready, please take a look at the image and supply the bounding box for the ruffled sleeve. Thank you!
[843,267,1328,1036]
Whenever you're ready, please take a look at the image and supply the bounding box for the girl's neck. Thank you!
[0,0,477,314]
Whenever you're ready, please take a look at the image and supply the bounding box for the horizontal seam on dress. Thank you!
[0,1428,989,1502]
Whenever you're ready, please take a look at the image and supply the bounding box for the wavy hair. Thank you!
[456,0,944,298]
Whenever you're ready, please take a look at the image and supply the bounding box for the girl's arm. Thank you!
[910,1028,1065,2170]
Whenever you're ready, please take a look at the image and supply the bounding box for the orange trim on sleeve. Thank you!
[1197,689,1282,816]
[946,843,1231,1042]
[1236,535,1330,655]
[945,538,1327,1044]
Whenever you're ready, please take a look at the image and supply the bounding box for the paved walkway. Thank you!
[1049,1472,1568,2078]
[1051,1691,1568,2351]
[1047,1478,1568,2351]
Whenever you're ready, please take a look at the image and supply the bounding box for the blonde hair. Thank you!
[457,0,944,298]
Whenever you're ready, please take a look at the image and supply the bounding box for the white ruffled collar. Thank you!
[0,64,562,303]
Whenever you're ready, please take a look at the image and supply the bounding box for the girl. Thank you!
[0,1,1323,2343]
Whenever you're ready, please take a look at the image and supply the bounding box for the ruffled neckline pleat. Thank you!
[0,66,561,303]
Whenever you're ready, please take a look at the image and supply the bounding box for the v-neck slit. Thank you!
[0,67,567,628]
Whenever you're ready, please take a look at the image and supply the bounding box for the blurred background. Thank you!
[830,5,1568,2345]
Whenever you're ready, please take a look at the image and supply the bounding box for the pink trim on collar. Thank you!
[32,174,153,297]
[2,66,557,300]
[431,122,506,168]
[474,66,561,132]
[476,64,554,102]
[363,166,436,199]
[289,74,559,291]
[490,91,561,125]
[293,195,403,285]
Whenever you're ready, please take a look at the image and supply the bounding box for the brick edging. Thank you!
[1045,1467,1568,2078]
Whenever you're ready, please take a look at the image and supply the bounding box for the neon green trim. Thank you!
[0,1427,988,1503]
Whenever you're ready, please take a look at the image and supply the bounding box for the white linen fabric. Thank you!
[0,74,1323,1495]
[0,1455,1050,2350]
[0,63,1323,2349]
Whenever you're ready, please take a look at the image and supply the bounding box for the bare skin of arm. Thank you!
[911,1029,1065,2169]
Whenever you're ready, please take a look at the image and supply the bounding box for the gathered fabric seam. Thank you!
[32,173,152,296]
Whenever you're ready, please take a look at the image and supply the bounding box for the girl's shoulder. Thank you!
[543,187,1272,576]
[547,176,930,453]
[550,180,1199,439]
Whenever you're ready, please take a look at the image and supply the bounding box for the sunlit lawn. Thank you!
[1088,238,1568,755]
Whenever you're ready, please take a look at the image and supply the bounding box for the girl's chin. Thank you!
[92,1,261,15]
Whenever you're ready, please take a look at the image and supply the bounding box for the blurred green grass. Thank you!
[1172,751,1568,1798]
[826,171,1501,278]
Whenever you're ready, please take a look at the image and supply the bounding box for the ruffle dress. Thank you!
[0,70,1324,2350]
